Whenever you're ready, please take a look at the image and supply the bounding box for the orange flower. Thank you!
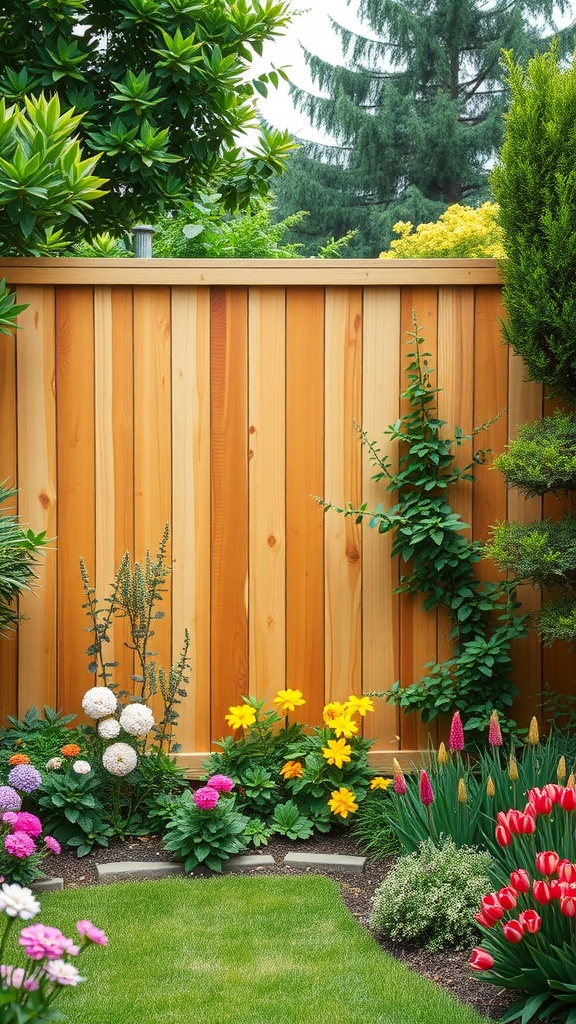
[61,743,81,758]
[8,753,30,766]
[279,760,304,780]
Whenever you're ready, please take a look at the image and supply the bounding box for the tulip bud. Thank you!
[507,809,523,834]
[486,775,495,798]
[497,886,518,910]
[437,741,449,765]
[469,948,494,971]
[567,772,576,790]
[481,894,504,923]
[508,754,519,782]
[550,879,562,899]
[518,910,541,934]
[517,813,536,835]
[502,919,524,943]
[474,911,496,929]
[528,717,540,745]
[510,868,530,894]
[495,824,512,847]
[560,787,576,812]
[419,769,434,806]
[528,788,553,816]
[560,895,576,918]
[544,783,562,803]
[488,710,503,747]
[457,777,468,803]
[535,851,560,876]
[557,756,567,783]
[558,860,576,884]
[532,880,552,904]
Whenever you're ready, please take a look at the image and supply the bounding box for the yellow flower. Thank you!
[224,704,256,731]
[279,760,304,780]
[508,754,519,782]
[273,689,306,713]
[344,695,375,717]
[322,738,352,769]
[437,742,449,765]
[323,701,346,725]
[328,787,358,818]
[568,772,576,790]
[557,756,567,783]
[370,776,393,791]
[528,717,540,746]
[330,715,359,739]
[457,778,468,803]
[486,776,495,798]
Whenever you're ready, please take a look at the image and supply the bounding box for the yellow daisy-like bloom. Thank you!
[323,701,346,725]
[344,695,375,717]
[273,689,306,713]
[330,715,358,739]
[322,737,352,769]
[279,760,304,780]
[328,787,358,818]
[224,704,257,731]
[370,776,393,791]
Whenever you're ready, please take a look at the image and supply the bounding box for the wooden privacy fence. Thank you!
[0,258,575,774]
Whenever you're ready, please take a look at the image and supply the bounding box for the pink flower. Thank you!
[488,710,502,747]
[528,788,553,815]
[206,774,234,793]
[418,770,434,807]
[11,813,42,838]
[481,894,504,924]
[469,948,494,971]
[192,786,219,810]
[2,813,18,826]
[0,965,39,991]
[76,920,108,946]
[449,711,465,751]
[19,924,78,961]
[44,836,61,855]
[4,832,36,859]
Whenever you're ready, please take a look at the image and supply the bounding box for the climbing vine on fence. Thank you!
[317,320,526,735]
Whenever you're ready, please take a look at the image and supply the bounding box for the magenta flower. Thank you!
[488,710,503,748]
[76,920,108,946]
[0,787,22,812]
[4,832,36,859]
[207,774,234,793]
[449,711,465,751]
[2,812,18,826]
[7,765,42,793]
[419,769,435,806]
[11,812,42,838]
[44,836,61,855]
[19,924,78,961]
[192,786,220,810]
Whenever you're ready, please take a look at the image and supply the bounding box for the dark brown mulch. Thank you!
[41,830,518,1022]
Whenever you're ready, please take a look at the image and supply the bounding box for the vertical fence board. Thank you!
[362,287,401,749]
[324,287,363,704]
[56,286,95,713]
[171,287,211,755]
[0,319,18,720]
[93,286,116,688]
[210,288,249,737]
[286,287,325,725]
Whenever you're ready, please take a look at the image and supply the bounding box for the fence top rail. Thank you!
[0,257,502,287]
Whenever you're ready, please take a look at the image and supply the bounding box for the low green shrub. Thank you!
[370,837,491,952]
[162,784,249,873]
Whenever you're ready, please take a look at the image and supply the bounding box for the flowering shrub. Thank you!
[371,837,491,952]
[0,812,61,886]
[163,784,249,872]
[0,881,106,1023]
[379,202,505,259]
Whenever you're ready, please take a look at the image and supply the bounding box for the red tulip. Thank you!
[528,788,553,815]
[517,813,536,835]
[474,911,496,929]
[507,809,523,834]
[502,919,525,943]
[481,894,504,923]
[518,910,541,934]
[560,787,576,812]
[544,783,562,803]
[532,880,552,904]
[535,851,560,876]
[497,886,518,910]
[550,879,562,899]
[449,711,465,751]
[560,895,576,918]
[510,868,530,893]
[558,861,576,883]
[496,811,510,829]
[495,824,512,847]
[419,769,434,806]
[469,948,494,971]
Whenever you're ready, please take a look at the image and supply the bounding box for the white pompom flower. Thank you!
[0,883,41,919]
[119,703,155,737]
[98,717,121,740]
[72,760,91,775]
[81,686,117,719]
[102,743,138,777]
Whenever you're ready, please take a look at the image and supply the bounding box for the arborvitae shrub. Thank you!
[493,412,576,496]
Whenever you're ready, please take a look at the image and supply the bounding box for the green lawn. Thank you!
[34,875,491,1024]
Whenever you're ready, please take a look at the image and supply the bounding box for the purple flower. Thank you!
[11,813,42,838]
[449,711,465,752]
[192,786,219,810]
[76,920,108,946]
[0,787,22,812]
[419,769,435,807]
[4,832,36,859]
[44,836,61,855]
[7,765,42,794]
[206,774,234,793]
[19,924,78,961]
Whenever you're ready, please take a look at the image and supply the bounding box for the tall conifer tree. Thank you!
[272,1,574,256]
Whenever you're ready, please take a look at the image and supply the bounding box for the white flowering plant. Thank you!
[0,882,107,1024]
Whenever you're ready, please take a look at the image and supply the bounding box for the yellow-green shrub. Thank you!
[379,202,504,258]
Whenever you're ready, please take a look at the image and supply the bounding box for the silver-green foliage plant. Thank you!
[370,837,491,952]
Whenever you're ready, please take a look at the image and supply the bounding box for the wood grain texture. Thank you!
[210,288,249,737]
[361,287,401,750]
[0,316,18,720]
[286,287,325,726]
[324,287,363,704]
[171,287,211,753]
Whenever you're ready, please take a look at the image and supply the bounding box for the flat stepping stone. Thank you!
[30,877,64,892]
[97,860,184,883]
[284,852,366,874]
[221,854,275,873]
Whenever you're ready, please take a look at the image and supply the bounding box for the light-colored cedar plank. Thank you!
[361,287,401,749]
[56,286,96,714]
[133,287,172,719]
[178,747,430,779]
[286,287,325,727]
[0,316,18,722]
[398,287,438,750]
[506,351,544,727]
[324,287,363,704]
[210,288,249,738]
[93,286,116,680]
[248,288,286,706]
[0,259,503,288]
[15,287,57,715]
[171,287,211,753]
